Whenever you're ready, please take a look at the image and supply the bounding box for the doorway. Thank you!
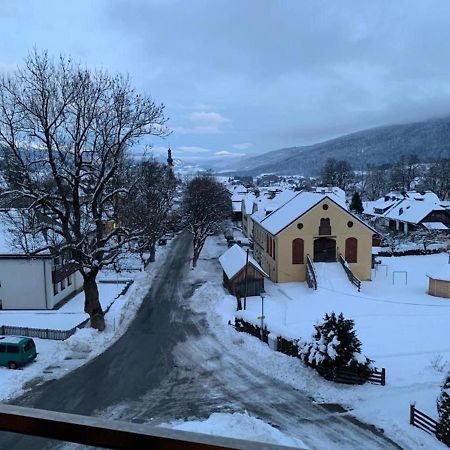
[314,237,336,262]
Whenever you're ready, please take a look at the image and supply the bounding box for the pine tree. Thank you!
[437,374,450,440]
[299,312,371,380]
[350,192,364,214]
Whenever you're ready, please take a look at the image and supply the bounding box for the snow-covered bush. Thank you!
[299,312,371,381]
[437,374,450,440]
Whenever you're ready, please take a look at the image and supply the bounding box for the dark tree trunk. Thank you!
[83,271,105,331]
[149,241,156,263]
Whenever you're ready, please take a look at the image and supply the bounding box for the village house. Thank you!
[227,184,248,224]
[363,191,449,235]
[219,244,267,297]
[252,189,377,283]
[0,214,83,309]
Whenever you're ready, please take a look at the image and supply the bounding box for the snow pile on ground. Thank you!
[166,411,307,448]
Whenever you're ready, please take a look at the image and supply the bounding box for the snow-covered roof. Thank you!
[227,184,247,195]
[427,263,450,282]
[314,186,345,202]
[250,189,296,219]
[422,222,449,230]
[384,199,444,225]
[219,244,267,279]
[242,193,256,215]
[254,191,349,235]
[0,336,28,344]
[363,198,398,217]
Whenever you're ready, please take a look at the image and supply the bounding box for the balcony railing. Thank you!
[0,404,306,450]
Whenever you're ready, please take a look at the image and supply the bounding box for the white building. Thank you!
[0,216,83,310]
[363,191,449,235]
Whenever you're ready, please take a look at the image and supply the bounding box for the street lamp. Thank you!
[260,291,266,341]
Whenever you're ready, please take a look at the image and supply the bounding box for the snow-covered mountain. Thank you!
[219,117,450,176]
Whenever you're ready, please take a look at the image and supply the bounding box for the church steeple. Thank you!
[167,147,174,168]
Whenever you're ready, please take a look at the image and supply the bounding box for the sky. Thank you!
[2,0,450,164]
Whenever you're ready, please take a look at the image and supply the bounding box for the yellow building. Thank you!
[252,191,377,283]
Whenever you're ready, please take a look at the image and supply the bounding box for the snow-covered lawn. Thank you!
[0,282,126,330]
[190,235,450,449]
[0,239,174,402]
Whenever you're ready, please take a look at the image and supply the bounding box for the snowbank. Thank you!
[165,411,308,449]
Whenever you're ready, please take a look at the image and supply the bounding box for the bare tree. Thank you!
[320,158,354,191]
[0,50,168,330]
[182,174,231,267]
[425,158,450,200]
[120,159,177,264]
[390,154,420,191]
[364,164,390,200]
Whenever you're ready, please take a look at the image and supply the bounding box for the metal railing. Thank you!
[338,254,361,291]
[0,404,306,450]
[306,255,317,290]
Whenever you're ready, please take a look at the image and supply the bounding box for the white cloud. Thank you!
[174,111,231,134]
[177,145,210,153]
[214,150,245,157]
[232,143,252,150]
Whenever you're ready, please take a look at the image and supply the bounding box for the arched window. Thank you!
[345,237,358,263]
[319,218,331,235]
[292,238,304,264]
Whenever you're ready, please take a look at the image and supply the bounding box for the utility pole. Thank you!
[260,292,265,341]
[243,248,249,310]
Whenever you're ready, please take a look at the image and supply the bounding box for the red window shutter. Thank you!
[292,238,304,264]
[345,237,358,263]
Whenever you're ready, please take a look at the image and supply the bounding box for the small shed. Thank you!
[219,244,267,297]
[427,262,450,299]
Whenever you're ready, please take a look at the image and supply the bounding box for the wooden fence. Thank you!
[338,254,361,291]
[334,367,385,386]
[0,280,133,341]
[0,325,80,341]
[410,404,450,447]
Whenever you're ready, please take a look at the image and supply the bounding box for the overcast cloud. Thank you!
[2,0,450,161]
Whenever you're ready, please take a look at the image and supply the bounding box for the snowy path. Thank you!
[0,234,401,449]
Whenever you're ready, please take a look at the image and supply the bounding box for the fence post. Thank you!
[381,368,386,386]
[410,403,415,425]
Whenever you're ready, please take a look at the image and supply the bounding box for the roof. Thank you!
[250,190,296,220]
[242,193,256,215]
[384,198,444,225]
[427,263,450,282]
[422,222,449,230]
[363,198,398,217]
[254,190,378,236]
[219,244,267,280]
[0,336,29,344]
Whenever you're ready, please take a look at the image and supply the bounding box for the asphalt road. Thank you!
[0,233,403,449]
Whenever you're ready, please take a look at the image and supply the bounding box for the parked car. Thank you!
[0,336,37,369]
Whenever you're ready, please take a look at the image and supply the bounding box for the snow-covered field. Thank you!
[0,282,126,330]
[0,241,173,403]
[190,235,450,449]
